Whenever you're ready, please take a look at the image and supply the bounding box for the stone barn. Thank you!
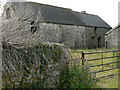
[1,1,112,48]
[105,24,120,48]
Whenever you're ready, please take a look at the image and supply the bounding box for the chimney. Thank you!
[81,11,86,14]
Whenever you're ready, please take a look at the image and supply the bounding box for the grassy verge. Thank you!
[97,74,118,88]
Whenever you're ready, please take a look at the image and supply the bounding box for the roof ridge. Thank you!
[73,11,98,16]
[80,12,98,16]
[23,1,98,17]
[26,1,72,11]
[7,1,111,28]
[105,25,118,35]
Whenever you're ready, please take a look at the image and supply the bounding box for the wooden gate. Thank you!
[70,50,120,79]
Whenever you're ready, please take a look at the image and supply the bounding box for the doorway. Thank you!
[98,37,101,47]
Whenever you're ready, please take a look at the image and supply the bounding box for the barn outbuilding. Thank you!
[1,1,112,48]
[105,24,120,48]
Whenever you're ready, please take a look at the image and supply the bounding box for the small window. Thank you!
[94,27,97,34]
[59,25,61,27]
[31,21,35,25]
[105,41,107,48]
[60,33,66,43]
[92,36,94,40]
[31,26,37,33]
[6,8,11,19]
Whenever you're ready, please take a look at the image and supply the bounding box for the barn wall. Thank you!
[2,18,86,48]
[85,27,110,48]
[84,27,95,48]
[39,23,85,48]
[97,28,110,47]
[59,25,85,48]
[38,23,61,43]
[105,28,118,48]
[2,18,109,49]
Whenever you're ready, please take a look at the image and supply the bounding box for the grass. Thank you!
[69,48,119,88]
[97,75,118,88]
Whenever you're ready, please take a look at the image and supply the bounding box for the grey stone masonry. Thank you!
[1,1,111,49]
[105,25,119,48]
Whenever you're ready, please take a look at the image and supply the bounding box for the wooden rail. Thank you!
[90,61,120,67]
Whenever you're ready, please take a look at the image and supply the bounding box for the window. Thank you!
[59,25,61,27]
[60,33,66,43]
[92,36,94,40]
[105,41,107,48]
[30,21,37,33]
[94,27,97,34]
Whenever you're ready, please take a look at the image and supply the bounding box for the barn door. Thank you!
[98,37,101,47]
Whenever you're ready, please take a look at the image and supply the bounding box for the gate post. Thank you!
[102,52,104,70]
[81,52,85,65]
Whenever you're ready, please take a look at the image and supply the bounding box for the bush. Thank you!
[59,64,99,88]
[2,42,66,88]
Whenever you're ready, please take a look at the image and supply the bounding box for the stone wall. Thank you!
[2,1,44,22]
[2,18,85,48]
[2,19,110,49]
[85,27,110,48]
[2,41,69,88]
[60,25,85,48]
[2,19,43,45]
[105,27,119,48]
[97,28,110,46]
[0,24,2,89]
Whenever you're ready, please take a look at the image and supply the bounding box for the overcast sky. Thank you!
[0,0,119,28]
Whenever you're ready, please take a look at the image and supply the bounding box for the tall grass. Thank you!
[59,64,99,88]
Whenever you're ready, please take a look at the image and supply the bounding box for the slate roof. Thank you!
[39,4,85,26]
[27,2,112,29]
[106,23,120,35]
[74,12,112,28]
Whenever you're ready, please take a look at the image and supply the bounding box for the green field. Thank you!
[69,48,119,88]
